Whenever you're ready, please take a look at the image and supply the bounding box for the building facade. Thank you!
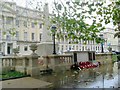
[100,28,119,52]
[0,1,118,56]
[0,1,43,55]
[58,28,119,54]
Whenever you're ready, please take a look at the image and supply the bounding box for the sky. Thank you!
[6,0,64,8]
[5,0,57,12]
[6,0,26,7]
[6,0,65,12]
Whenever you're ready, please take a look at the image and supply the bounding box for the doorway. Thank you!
[7,43,13,55]
[74,53,77,63]
[7,46,10,54]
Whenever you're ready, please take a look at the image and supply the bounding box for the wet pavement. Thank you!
[35,62,119,89]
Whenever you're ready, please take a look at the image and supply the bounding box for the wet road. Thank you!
[35,62,119,88]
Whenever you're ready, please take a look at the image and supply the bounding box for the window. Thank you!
[76,46,78,50]
[85,46,87,50]
[98,46,99,50]
[31,33,34,41]
[39,23,42,28]
[61,45,63,51]
[96,46,97,50]
[24,46,28,51]
[82,46,84,51]
[73,46,75,50]
[66,45,68,50]
[69,46,71,50]
[31,22,35,28]
[16,20,19,26]
[40,33,42,41]
[16,31,19,40]
[23,21,27,27]
[6,17,13,24]
[24,32,27,41]
[6,35,11,41]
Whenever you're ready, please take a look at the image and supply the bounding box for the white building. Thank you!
[100,28,119,52]
[0,1,118,56]
[58,28,119,54]
[0,1,43,55]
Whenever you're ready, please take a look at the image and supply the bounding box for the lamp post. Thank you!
[99,34,104,53]
[99,34,105,88]
[51,25,57,54]
[102,64,104,89]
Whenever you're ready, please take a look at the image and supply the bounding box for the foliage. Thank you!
[50,0,108,44]
[112,54,117,63]
[0,71,25,79]
[96,0,120,38]
[2,28,16,36]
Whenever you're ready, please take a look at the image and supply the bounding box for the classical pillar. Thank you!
[4,42,7,55]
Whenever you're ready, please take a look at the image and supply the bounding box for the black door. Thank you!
[7,46,10,54]
[74,53,77,63]
[93,52,95,60]
[88,52,92,61]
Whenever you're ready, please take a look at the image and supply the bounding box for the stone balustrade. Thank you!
[1,56,15,74]
[0,55,39,76]
[42,54,73,72]
[0,53,114,76]
[1,54,73,75]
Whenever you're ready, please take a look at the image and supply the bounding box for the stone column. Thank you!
[27,55,39,76]
[41,3,52,42]
[36,3,58,56]
[26,44,39,76]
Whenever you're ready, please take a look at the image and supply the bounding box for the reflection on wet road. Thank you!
[36,62,119,88]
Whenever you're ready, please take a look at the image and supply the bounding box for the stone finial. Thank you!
[29,44,38,56]
[108,47,112,52]
[13,48,19,56]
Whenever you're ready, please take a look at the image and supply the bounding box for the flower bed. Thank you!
[79,61,99,69]
[70,61,100,70]
[0,71,30,81]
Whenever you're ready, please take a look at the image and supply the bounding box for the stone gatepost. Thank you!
[26,55,39,76]
[26,44,39,76]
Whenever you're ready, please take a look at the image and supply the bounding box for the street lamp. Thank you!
[99,34,105,88]
[51,25,57,54]
[99,34,104,53]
